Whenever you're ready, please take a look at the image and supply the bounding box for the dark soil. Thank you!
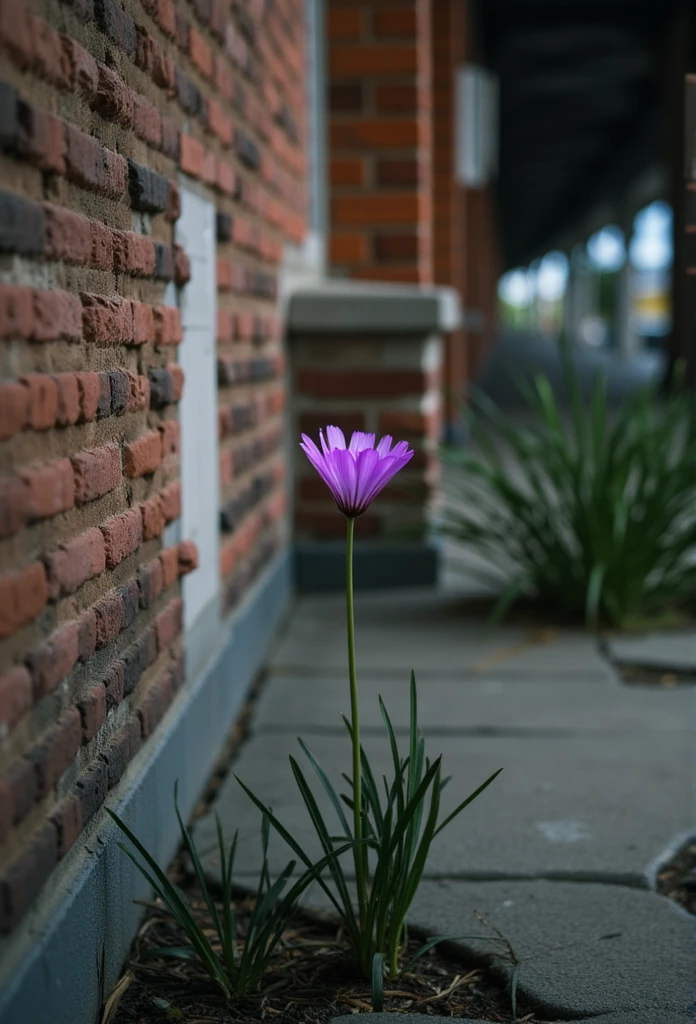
[106,884,539,1023]
[612,664,696,688]
[657,838,696,915]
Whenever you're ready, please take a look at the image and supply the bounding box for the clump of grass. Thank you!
[107,785,355,1000]
[441,351,696,629]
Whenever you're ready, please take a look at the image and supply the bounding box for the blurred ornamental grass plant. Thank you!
[238,428,501,980]
[440,349,696,629]
[107,786,355,1000]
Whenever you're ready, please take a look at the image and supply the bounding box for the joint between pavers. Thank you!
[420,870,651,888]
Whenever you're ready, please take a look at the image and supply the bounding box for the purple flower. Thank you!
[300,426,414,518]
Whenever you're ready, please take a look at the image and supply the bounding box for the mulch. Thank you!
[657,838,696,916]
[104,884,539,1024]
[612,664,695,687]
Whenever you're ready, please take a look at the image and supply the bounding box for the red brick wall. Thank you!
[327,0,433,284]
[0,0,304,933]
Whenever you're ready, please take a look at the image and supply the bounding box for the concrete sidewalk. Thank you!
[194,588,695,1023]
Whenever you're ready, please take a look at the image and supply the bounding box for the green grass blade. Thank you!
[298,737,353,838]
[372,953,384,1011]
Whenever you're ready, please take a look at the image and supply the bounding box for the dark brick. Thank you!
[97,373,112,419]
[0,82,19,151]
[127,160,169,214]
[175,9,190,49]
[175,68,202,116]
[148,368,174,408]
[107,370,130,416]
[234,129,260,169]
[74,759,108,825]
[153,243,174,281]
[216,211,232,241]
[0,191,44,254]
[191,0,211,24]
[119,577,139,630]
[234,0,255,42]
[94,0,136,55]
[0,823,57,932]
[121,629,155,696]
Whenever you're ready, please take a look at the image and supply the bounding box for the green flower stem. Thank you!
[346,516,367,929]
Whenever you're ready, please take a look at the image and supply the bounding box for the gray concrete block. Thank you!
[286,281,459,334]
[407,879,695,1021]
[194,728,691,885]
[253,672,693,735]
[606,630,696,673]
[269,591,614,680]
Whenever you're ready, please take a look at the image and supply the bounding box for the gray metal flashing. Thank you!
[294,541,439,591]
[286,280,461,334]
[0,551,292,1024]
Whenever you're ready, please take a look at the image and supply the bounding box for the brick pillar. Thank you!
[327,0,433,284]
[287,284,456,589]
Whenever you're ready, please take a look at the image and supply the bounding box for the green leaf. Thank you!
[106,813,230,997]
[371,952,384,1012]
[298,737,353,839]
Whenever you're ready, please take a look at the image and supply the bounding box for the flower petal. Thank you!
[349,431,376,454]
[391,440,411,458]
[331,448,359,514]
[354,447,382,512]
[300,426,414,517]
[325,426,347,451]
[300,438,341,501]
[360,449,414,507]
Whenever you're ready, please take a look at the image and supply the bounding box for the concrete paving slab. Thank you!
[194,729,691,885]
[606,630,696,673]
[270,592,613,680]
[407,880,694,1021]
[252,672,693,735]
